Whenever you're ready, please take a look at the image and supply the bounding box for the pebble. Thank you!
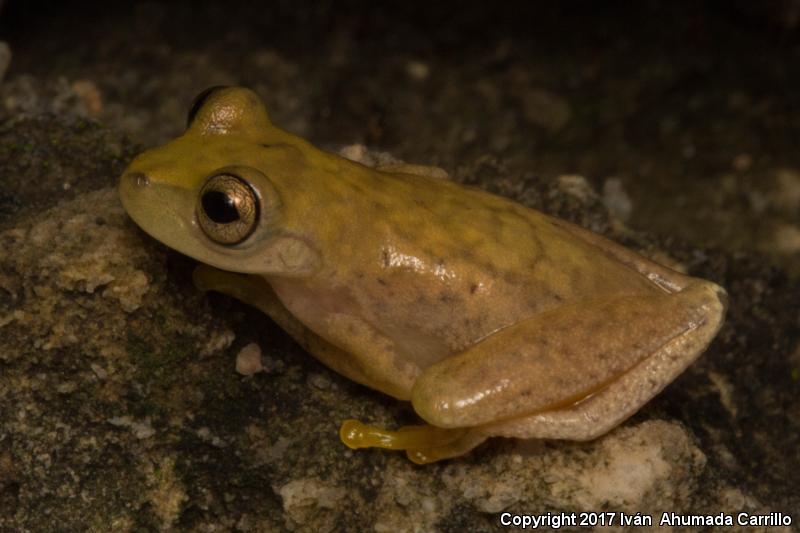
[308,373,331,390]
[602,178,633,222]
[235,342,264,376]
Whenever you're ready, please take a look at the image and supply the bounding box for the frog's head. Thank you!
[119,86,321,276]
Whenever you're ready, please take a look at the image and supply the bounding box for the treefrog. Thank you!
[119,87,727,464]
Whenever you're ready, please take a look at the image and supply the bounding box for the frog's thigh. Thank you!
[192,264,381,394]
[483,285,724,441]
[412,282,726,440]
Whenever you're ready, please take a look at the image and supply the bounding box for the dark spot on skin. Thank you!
[501,270,523,287]
[470,283,479,294]
[343,179,369,195]
[377,278,387,286]
[392,227,416,244]
[476,262,499,280]
[381,249,390,268]
[489,212,503,240]
[451,357,475,374]
[412,246,435,262]
[570,266,586,285]
[460,248,476,262]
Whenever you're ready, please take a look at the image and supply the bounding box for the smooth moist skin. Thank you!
[119,87,727,464]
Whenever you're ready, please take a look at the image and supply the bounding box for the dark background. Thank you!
[2,0,799,271]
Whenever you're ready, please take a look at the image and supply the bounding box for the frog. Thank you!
[118,86,727,464]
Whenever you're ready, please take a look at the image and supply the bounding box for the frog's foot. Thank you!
[340,419,486,464]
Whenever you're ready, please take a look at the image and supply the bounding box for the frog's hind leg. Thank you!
[339,419,487,464]
[410,281,727,441]
[481,288,724,441]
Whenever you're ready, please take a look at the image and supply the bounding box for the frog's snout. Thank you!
[119,171,155,218]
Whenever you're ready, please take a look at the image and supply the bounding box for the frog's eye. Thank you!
[186,86,230,127]
[196,174,259,245]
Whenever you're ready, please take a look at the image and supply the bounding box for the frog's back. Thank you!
[370,169,656,301]
[306,167,660,360]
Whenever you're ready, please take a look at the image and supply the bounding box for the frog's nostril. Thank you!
[127,172,150,188]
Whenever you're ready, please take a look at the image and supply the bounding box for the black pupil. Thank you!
[202,190,240,223]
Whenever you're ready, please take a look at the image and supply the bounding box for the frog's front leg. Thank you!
[194,264,480,463]
[192,264,379,393]
[411,281,727,441]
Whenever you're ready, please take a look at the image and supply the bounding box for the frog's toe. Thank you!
[405,435,486,465]
[339,419,486,463]
[340,419,403,450]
